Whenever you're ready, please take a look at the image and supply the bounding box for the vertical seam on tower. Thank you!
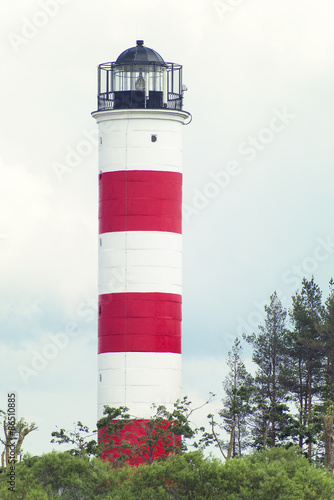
[124,115,129,407]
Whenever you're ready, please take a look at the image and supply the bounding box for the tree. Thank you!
[288,277,324,457]
[93,448,334,499]
[319,279,334,471]
[196,340,253,460]
[0,411,37,468]
[50,421,97,458]
[0,451,113,499]
[97,397,204,466]
[219,337,254,457]
[245,291,290,449]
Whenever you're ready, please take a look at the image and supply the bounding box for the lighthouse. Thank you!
[92,40,190,462]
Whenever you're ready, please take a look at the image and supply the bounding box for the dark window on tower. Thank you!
[151,134,157,142]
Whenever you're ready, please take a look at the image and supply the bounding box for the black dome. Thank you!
[115,40,165,66]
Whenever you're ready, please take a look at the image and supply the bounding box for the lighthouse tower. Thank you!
[92,40,189,461]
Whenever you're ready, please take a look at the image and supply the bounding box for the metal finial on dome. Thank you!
[115,42,165,65]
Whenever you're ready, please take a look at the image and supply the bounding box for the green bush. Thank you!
[1,447,333,499]
[104,447,334,499]
[0,452,112,499]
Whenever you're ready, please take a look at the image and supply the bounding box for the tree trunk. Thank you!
[263,418,269,448]
[324,415,334,473]
[15,431,27,463]
[272,367,276,446]
[237,415,242,456]
[209,416,227,460]
[227,420,236,461]
[307,359,312,458]
[271,325,277,448]
[298,358,303,449]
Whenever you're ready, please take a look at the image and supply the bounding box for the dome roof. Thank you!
[115,40,165,65]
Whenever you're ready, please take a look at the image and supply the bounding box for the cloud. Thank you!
[0,158,97,312]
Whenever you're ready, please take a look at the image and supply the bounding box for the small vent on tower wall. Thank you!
[99,374,102,382]
[99,136,103,145]
[151,134,157,142]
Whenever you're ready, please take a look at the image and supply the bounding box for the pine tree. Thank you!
[320,279,334,470]
[219,338,254,457]
[288,277,324,457]
[321,280,334,405]
[245,291,290,448]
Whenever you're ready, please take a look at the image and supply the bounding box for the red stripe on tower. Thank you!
[99,170,182,233]
[98,292,182,353]
[92,39,190,465]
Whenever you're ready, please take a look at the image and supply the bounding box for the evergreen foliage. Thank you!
[245,292,289,449]
[206,277,334,467]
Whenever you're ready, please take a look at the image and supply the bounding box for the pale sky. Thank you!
[1,0,334,456]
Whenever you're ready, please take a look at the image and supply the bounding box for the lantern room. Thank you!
[96,40,185,111]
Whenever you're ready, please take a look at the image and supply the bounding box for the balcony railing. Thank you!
[95,62,184,111]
